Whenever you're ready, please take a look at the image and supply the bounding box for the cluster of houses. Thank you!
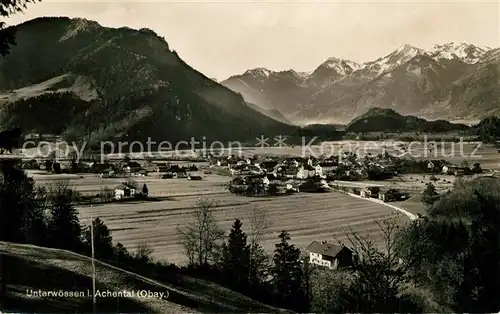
[353,186,410,202]
[156,164,203,180]
[211,155,339,180]
[100,161,148,178]
[97,162,204,180]
[216,153,420,199]
[224,155,339,196]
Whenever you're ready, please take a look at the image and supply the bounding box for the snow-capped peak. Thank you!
[358,44,426,76]
[318,57,361,76]
[295,70,312,78]
[284,69,311,79]
[426,42,489,64]
[384,44,426,66]
[244,67,272,78]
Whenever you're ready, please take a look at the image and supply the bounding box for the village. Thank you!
[19,146,495,269]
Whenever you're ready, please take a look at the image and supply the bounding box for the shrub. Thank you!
[99,186,114,202]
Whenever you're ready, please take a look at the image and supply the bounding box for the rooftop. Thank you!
[306,240,349,258]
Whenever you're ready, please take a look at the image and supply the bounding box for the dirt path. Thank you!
[346,192,418,221]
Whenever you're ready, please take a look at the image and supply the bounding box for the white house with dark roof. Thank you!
[306,240,355,269]
[114,183,137,200]
[187,171,203,180]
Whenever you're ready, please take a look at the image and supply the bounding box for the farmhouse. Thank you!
[379,189,408,202]
[230,164,262,176]
[161,172,174,179]
[306,240,355,269]
[114,183,137,200]
[282,157,300,167]
[131,169,148,177]
[156,163,170,172]
[297,164,316,179]
[228,174,271,196]
[276,165,299,179]
[360,186,381,198]
[187,172,203,180]
[360,187,372,198]
[122,161,142,173]
[259,161,279,173]
[100,169,115,178]
[319,161,337,173]
[298,178,331,193]
[173,171,187,178]
[161,165,188,178]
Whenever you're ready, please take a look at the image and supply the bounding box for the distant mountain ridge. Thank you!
[346,107,470,133]
[0,17,295,146]
[222,42,497,125]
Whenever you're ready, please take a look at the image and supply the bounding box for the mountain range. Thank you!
[0,17,295,146]
[0,16,496,146]
[222,43,500,125]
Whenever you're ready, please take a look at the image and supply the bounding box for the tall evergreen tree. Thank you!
[247,206,271,289]
[248,242,269,288]
[219,219,250,286]
[0,159,46,244]
[457,190,500,312]
[422,182,439,205]
[272,230,306,311]
[46,181,82,252]
[83,217,114,259]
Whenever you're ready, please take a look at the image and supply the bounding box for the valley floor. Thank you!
[30,172,409,265]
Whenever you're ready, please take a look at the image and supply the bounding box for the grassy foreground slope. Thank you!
[0,242,289,313]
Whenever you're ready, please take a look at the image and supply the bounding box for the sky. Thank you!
[5,0,500,80]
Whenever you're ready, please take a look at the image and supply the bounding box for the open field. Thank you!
[0,242,287,313]
[353,173,456,192]
[30,172,410,265]
[392,195,428,216]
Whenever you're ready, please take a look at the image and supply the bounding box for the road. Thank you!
[347,192,418,220]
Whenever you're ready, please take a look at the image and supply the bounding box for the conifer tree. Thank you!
[219,219,250,286]
[83,217,113,259]
[46,181,82,252]
[422,182,439,205]
[272,230,305,311]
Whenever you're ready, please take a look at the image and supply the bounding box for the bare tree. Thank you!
[335,213,410,312]
[246,205,271,286]
[47,179,81,201]
[177,197,224,266]
[125,178,138,189]
[99,186,114,203]
[247,205,270,246]
[134,242,154,263]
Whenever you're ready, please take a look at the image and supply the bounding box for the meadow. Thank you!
[30,172,407,265]
[23,140,499,265]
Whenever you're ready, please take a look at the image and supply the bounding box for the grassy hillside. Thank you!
[0,242,289,313]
